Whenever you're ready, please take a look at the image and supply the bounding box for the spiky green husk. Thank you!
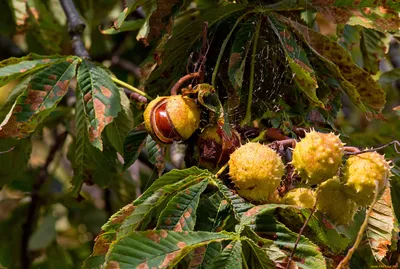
[342,152,391,206]
[292,130,344,185]
[229,142,285,203]
[282,188,316,208]
[317,177,358,226]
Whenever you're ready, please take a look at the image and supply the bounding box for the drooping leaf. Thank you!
[188,242,222,269]
[77,59,121,150]
[208,240,242,269]
[0,77,30,123]
[109,0,148,30]
[0,138,31,187]
[157,179,208,231]
[106,89,134,154]
[70,86,118,196]
[105,230,235,269]
[82,232,116,269]
[339,25,363,68]
[0,54,64,87]
[195,192,231,232]
[379,68,400,85]
[0,59,78,138]
[269,15,324,108]
[214,179,254,221]
[360,28,390,75]
[100,19,145,35]
[122,129,148,170]
[280,15,386,113]
[145,135,165,175]
[367,187,396,262]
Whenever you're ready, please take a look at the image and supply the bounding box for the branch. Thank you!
[123,88,148,103]
[111,55,141,78]
[60,0,90,58]
[170,72,200,95]
[21,131,68,269]
[286,187,321,269]
[344,140,400,155]
[336,182,380,269]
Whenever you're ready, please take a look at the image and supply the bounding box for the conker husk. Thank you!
[144,95,201,143]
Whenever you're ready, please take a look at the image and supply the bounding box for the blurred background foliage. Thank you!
[0,0,399,268]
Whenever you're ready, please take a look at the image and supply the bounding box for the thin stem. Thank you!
[112,77,153,100]
[345,140,400,155]
[170,73,200,95]
[286,186,321,269]
[336,182,380,269]
[215,163,229,178]
[242,251,250,269]
[0,147,15,154]
[60,0,89,58]
[242,18,261,126]
[123,88,148,103]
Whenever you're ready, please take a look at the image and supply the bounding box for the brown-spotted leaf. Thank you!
[279,15,386,112]
[0,59,78,138]
[367,187,397,262]
[77,59,121,150]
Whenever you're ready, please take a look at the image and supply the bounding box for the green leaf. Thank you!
[145,135,164,173]
[0,77,30,123]
[214,179,254,221]
[379,68,400,85]
[0,54,63,87]
[360,28,390,75]
[367,187,396,262]
[269,15,324,108]
[339,25,363,68]
[77,59,121,150]
[100,19,145,35]
[196,192,231,232]
[240,205,326,269]
[106,89,134,154]
[0,138,31,187]
[280,15,386,113]
[208,240,242,269]
[110,0,148,30]
[157,180,208,231]
[70,86,118,196]
[0,59,79,138]
[189,242,222,269]
[117,174,209,237]
[28,213,56,251]
[242,238,276,269]
[105,231,235,269]
[122,129,148,170]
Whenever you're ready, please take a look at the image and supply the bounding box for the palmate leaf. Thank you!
[70,86,117,196]
[196,192,231,232]
[208,240,242,269]
[279,15,386,113]
[188,242,222,269]
[77,59,121,150]
[105,89,134,155]
[242,238,276,269]
[367,187,396,262]
[105,230,235,269]
[240,205,326,269]
[0,58,79,138]
[0,54,64,87]
[269,15,324,108]
[157,180,208,231]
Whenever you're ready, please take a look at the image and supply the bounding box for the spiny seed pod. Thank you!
[317,177,358,226]
[343,152,392,206]
[282,188,316,208]
[144,95,201,143]
[228,142,285,203]
[198,125,241,170]
[292,130,344,185]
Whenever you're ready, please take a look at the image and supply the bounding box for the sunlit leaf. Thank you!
[77,59,121,150]
[157,180,208,231]
[105,230,235,269]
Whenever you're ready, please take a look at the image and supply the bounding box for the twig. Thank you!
[111,55,141,78]
[112,77,153,100]
[336,182,380,269]
[345,140,400,155]
[123,88,148,103]
[170,72,200,95]
[21,132,68,269]
[286,186,321,269]
[215,163,229,178]
[60,0,89,58]
[0,147,15,154]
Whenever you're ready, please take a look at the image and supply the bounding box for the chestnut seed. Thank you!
[144,95,201,144]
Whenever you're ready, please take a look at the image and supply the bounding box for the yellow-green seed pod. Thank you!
[144,95,201,143]
[317,177,358,226]
[343,152,391,206]
[282,188,316,208]
[292,130,344,185]
[228,142,285,203]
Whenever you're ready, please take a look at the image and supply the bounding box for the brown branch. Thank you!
[0,147,15,154]
[21,131,68,269]
[286,187,321,269]
[123,88,148,103]
[345,140,400,155]
[170,72,200,95]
